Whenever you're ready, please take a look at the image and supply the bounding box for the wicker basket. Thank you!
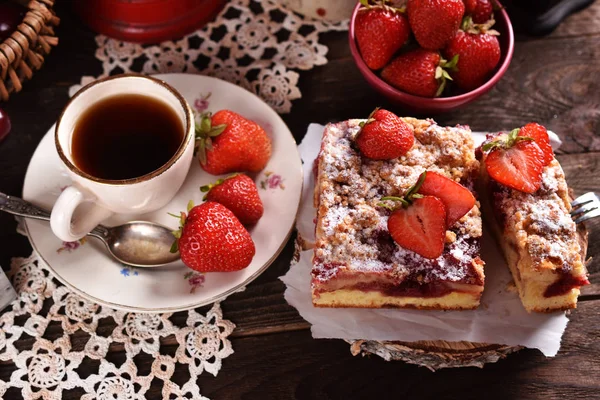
[0,0,59,101]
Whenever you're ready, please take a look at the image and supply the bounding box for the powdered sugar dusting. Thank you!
[492,159,582,270]
[312,119,483,287]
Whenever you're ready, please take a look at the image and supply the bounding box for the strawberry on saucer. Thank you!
[196,109,272,175]
[200,174,264,226]
[172,201,256,273]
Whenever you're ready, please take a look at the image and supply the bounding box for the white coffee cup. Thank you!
[50,74,195,242]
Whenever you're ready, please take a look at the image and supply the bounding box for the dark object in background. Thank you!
[73,0,227,44]
[0,1,26,41]
[0,108,11,143]
[502,0,595,36]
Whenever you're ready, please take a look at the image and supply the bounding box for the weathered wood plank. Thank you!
[195,299,600,400]
[285,32,600,154]
[1,2,600,398]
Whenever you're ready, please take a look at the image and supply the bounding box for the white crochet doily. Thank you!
[1,216,236,399]
[1,252,234,400]
[70,0,348,113]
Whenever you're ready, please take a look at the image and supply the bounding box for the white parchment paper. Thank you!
[281,123,568,357]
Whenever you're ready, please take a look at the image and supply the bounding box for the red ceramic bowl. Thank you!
[348,3,514,113]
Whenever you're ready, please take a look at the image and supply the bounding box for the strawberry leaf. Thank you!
[200,115,211,133]
[435,78,447,97]
[406,171,427,199]
[377,202,394,210]
[507,128,520,146]
[367,107,380,119]
[170,240,179,254]
[187,200,194,212]
[481,140,503,152]
[207,124,227,137]
[197,139,207,165]
[461,15,474,31]
[441,69,453,81]
[359,0,369,6]
[381,196,410,208]
[482,129,534,153]
[443,54,459,71]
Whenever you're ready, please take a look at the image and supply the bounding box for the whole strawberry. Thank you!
[444,19,501,91]
[173,201,255,273]
[201,174,264,225]
[355,1,410,70]
[355,108,414,160]
[381,49,458,97]
[407,0,465,50]
[463,0,493,23]
[196,110,272,175]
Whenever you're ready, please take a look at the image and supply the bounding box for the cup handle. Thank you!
[50,186,113,242]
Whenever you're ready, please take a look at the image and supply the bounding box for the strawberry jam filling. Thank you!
[312,231,484,299]
[352,280,454,298]
[544,273,589,298]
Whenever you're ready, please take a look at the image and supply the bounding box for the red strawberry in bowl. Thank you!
[355,0,410,70]
[443,17,501,91]
[381,49,458,97]
[407,0,465,50]
[355,108,414,160]
[196,110,272,175]
[172,201,255,272]
[463,0,493,23]
[201,173,264,225]
[482,128,545,193]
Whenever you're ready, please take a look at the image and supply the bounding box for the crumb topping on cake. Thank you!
[491,159,581,271]
[313,119,482,286]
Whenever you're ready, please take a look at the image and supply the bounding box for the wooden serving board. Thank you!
[347,340,521,371]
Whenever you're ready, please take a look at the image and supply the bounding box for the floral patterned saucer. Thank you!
[21,73,303,312]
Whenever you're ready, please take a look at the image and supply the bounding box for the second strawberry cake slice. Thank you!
[311,117,485,310]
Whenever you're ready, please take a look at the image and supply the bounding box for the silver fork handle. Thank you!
[0,192,52,221]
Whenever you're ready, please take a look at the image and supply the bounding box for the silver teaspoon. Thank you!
[0,192,180,267]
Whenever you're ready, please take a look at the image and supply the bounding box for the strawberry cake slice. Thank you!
[477,123,589,312]
[311,115,485,310]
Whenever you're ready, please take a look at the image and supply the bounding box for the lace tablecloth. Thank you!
[70,0,347,113]
[1,0,347,398]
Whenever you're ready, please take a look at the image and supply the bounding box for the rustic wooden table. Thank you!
[1,3,599,399]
